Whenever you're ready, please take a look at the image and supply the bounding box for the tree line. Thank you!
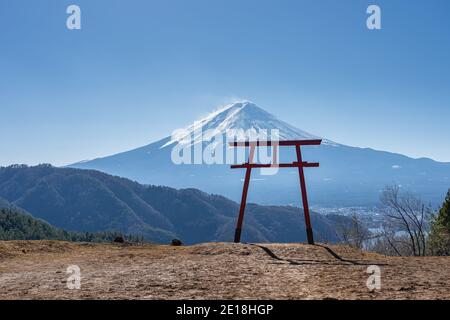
[0,208,145,243]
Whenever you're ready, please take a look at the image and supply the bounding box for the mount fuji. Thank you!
[70,102,450,207]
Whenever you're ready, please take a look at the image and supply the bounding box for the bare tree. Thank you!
[379,185,430,256]
[336,213,370,250]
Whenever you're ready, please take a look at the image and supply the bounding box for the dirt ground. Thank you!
[0,240,449,300]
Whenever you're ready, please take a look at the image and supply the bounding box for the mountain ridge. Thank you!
[70,102,450,206]
[0,164,344,244]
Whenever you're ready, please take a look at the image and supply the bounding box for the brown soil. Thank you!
[0,240,449,300]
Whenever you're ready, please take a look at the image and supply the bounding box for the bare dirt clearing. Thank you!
[0,241,449,299]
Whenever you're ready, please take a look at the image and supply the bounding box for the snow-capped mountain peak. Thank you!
[162,101,337,148]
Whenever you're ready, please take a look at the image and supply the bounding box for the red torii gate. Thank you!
[230,139,322,244]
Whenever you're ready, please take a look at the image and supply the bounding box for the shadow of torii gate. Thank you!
[230,139,322,245]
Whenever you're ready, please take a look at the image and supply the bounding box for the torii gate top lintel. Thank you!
[229,139,322,244]
[229,139,322,147]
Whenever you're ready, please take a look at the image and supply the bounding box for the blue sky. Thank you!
[1,0,449,166]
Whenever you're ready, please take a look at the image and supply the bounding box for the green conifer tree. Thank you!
[428,190,450,255]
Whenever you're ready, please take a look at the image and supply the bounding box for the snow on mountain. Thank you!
[162,101,337,148]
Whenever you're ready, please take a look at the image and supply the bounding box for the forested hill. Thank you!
[0,165,346,244]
